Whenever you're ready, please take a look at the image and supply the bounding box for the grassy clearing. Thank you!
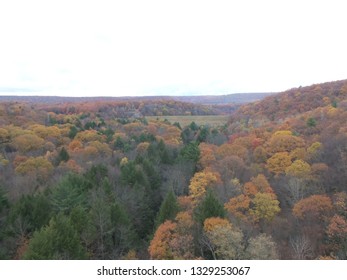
[146,115,230,127]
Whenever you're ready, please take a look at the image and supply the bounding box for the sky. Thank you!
[0,0,346,97]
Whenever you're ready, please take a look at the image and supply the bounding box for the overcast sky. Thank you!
[0,0,346,97]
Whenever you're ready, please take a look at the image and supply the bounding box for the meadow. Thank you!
[146,115,230,127]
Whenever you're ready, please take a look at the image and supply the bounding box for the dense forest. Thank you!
[0,79,347,260]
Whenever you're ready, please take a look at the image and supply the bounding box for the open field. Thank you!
[146,115,230,127]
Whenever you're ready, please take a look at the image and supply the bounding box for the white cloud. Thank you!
[0,0,346,96]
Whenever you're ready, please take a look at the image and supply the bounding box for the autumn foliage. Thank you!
[1,79,347,260]
[293,195,333,220]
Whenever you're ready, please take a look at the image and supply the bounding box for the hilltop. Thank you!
[231,79,347,123]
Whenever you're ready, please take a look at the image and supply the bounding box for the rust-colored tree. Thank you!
[293,195,333,220]
[224,194,251,222]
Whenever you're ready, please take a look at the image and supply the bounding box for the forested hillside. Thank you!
[0,80,346,260]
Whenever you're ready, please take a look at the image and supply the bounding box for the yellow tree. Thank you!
[266,130,305,155]
[250,193,280,223]
[0,128,10,144]
[15,156,54,181]
[203,217,231,232]
[88,141,112,156]
[13,134,45,153]
[30,124,61,140]
[285,159,311,179]
[0,153,9,166]
[75,130,104,143]
[266,152,292,175]
[307,142,323,160]
[189,170,220,202]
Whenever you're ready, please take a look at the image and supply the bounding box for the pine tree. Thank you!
[24,214,87,259]
[110,202,138,250]
[195,189,225,224]
[155,189,179,228]
[0,185,8,213]
[180,141,200,162]
[59,147,70,162]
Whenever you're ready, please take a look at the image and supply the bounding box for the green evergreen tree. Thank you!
[173,122,182,130]
[155,189,179,228]
[58,147,70,162]
[0,186,8,214]
[69,205,95,243]
[147,143,158,160]
[114,136,125,150]
[24,214,87,259]
[189,121,199,131]
[120,161,146,188]
[102,128,114,143]
[197,126,209,143]
[0,186,9,258]
[110,202,138,250]
[306,117,317,127]
[7,194,52,235]
[180,141,200,162]
[157,139,166,152]
[68,126,78,139]
[195,189,226,224]
[84,164,108,186]
[181,127,192,143]
[142,159,161,190]
[50,174,88,214]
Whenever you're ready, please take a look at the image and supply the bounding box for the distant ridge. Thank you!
[173,92,274,105]
[231,78,347,122]
[0,92,274,106]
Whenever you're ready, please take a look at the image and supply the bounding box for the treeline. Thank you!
[38,99,235,117]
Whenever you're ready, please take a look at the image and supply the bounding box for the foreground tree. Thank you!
[148,220,177,260]
[326,214,347,259]
[245,234,279,259]
[24,214,87,259]
[149,212,195,260]
[202,220,244,260]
